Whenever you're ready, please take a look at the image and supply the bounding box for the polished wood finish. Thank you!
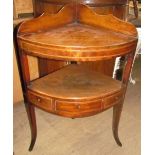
[33,0,128,19]
[17,3,137,151]
[18,4,137,61]
[27,64,125,117]
[112,51,136,147]
[81,59,115,76]
[55,99,102,117]
[32,0,129,77]
[28,91,53,112]
[38,59,68,77]
[28,65,123,100]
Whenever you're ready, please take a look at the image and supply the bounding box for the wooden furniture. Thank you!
[16,3,137,151]
[33,0,129,19]
[131,0,138,18]
[32,0,129,78]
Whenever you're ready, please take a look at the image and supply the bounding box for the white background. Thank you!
[0,0,155,154]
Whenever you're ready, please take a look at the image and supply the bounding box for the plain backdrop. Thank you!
[0,0,155,155]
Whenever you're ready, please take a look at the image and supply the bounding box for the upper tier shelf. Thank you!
[17,3,138,61]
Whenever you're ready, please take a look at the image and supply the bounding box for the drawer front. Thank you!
[28,91,53,112]
[104,91,123,109]
[55,99,102,113]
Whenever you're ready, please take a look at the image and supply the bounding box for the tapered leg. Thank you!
[112,52,135,146]
[112,103,123,147]
[25,103,37,151]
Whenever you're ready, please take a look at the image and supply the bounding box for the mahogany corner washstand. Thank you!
[16,3,138,151]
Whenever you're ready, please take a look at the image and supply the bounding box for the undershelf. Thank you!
[28,64,122,100]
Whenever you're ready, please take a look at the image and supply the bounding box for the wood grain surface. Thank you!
[32,0,129,77]
[18,4,137,61]
[16,3,137,150]
[28,64,122,100]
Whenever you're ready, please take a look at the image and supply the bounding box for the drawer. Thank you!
[104,91,123,109]
[55,99,102,113]
[28,91,53,112]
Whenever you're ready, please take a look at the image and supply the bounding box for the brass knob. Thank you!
[115,96,118,100]
[37,98,41,102]
[76,104,81,109]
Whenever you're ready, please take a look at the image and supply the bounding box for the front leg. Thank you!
[25,103,37,151]
[112,103,123,147]
[112,51,136,146]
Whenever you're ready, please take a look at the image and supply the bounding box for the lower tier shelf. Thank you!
[27,64,125,118]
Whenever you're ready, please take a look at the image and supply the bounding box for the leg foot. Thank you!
[25,103,37,151]
[112,103,123,147]
[29,138,36,151]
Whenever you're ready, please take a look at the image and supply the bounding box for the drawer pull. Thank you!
[115,96,119,100]
[77,105,81,109]
[55,99,102,115]
[28,91,53,112]
[37,98,41,102]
